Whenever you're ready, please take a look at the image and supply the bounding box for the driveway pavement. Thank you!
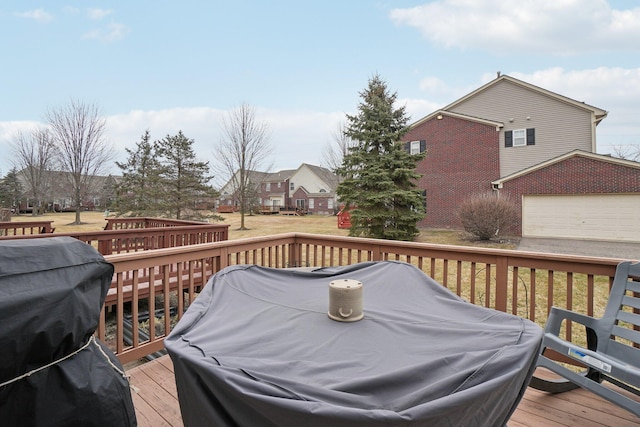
[517,237,640,261]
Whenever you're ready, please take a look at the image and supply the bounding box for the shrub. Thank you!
[457,192,517,240]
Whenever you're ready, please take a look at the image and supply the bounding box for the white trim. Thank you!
[513,129,526,147]
[410,75,607,131]
[492,150,640,186]
[410,110,504,129]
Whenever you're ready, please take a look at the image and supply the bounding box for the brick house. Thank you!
[492,151,640,242]
[403,74,640,241]
[258,169,295,212]
[287,164,339,215]
[15,169,118,213]
[218,164,338,215]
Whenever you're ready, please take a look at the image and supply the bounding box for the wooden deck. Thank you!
[127,356,639,426]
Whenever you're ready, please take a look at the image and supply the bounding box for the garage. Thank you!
[522,194,640,242]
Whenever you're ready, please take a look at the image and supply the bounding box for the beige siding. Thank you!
[289,165,331,193]
[449,80,594,177]
[522,194,640,242]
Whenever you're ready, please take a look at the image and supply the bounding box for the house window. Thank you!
[308,199,314,209]
[277,182,281,188]
[407,140,426,154]
[505,128,535,147]
[266,183,271,191]
[296,199,305,209]
[328,199,334,210]
[290,182,294,191]
[513,129,526,146]
[410,141,421,154]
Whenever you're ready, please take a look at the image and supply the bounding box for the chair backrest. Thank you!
[600,261,640,362]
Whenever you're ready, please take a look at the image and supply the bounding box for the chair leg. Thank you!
[529,374,580,393]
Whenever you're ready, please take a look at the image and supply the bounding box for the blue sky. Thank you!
[1,0,639,183]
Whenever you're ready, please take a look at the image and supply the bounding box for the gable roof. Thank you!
[410,109,504,130]
[263,169,296,182]
[411,74,608,129]
[492,150,640,187]
[296,163,339,190]
[219,169,271,195]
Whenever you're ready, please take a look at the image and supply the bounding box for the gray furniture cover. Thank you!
[0,236,136,426]
[165,261,543,427]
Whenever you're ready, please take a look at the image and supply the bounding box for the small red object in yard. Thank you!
[337,206,351,229]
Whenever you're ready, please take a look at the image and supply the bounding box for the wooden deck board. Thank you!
[128,356,183,426]
[127,358,639,427]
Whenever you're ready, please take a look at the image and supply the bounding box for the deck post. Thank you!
[495,256,509,312]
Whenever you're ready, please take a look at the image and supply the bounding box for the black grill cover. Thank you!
[166,261,543,427]
[0,236,136,426]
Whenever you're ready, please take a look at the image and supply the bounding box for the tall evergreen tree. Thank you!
[336,74,425,241]
[115,130,164,216]
[156,131,214,220]
[0,168,23,211]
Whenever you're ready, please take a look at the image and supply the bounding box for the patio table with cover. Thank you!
[165,261,543,427]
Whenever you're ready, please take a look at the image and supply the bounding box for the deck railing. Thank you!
[0,220,54,236]
[0,223,229,255]
[99,232,627,365]
[103,217,216,230]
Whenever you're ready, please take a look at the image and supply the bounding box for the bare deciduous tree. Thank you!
[10,127,57,215]
[608,143,640,162]
[47,99,114,224]
[215,104,272,230]
[321,121,355,173]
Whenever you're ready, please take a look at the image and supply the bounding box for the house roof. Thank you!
[219,169,271,195]
[293,185,334,198]
[263,169,296,182]
[491,150,640,187]
[221,164,338,193]
[410,74,608,129]
[410,110,504,130]
[297,163,339,190]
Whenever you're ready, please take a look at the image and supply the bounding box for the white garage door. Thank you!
[522,194,640,242]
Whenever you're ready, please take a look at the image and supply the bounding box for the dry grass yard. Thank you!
[9,210,518,249]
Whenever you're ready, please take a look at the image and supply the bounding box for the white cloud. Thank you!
[403,66,640,151]
[87,8,112,20]
[1,108,346,178]
[105,107,345,180]
[63,6,80,15]
[0,120,44,174]
[418,76,448,94]
[399,98,442,123]
[83,22,129,42]
[4,67,638,179]
[504,67,640,149]
[15,8,53,23]
[390,0,640,53]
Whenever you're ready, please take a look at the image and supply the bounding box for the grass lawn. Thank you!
[9,211,518,250]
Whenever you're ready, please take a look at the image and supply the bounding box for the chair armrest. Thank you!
[544,306,600,336]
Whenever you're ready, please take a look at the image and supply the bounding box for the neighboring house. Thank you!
[16,169,118,213]
[217,164,338,215]
[217,170,271,212]
[492,150,640,242]
[259,169,296,212]
[288,164,339,215]
[403,73,640,241]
